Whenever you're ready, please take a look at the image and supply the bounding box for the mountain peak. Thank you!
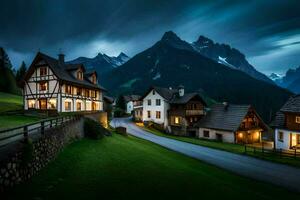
[161,31,181,41]
[195,35,213,45]
[118,52,128,58]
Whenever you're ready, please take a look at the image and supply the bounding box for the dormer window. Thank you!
[40,67,47,76]
[296,116,300,124]
[91,74,97,84]
[77,70,83,80]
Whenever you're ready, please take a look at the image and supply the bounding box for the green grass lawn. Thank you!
[142,126,300,168]
[0,115,40,130]
[5,133,300,199]
[0,92,23,113]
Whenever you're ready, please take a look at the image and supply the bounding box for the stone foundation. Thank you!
[0,117,84,193]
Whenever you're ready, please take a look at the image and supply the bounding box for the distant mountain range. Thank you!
[268,66,300,94]
[68,52,130,74]
[101,31,292,121]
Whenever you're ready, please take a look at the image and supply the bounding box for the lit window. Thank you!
[147,111,151,118]
[156,99,161,106]
[77,71,83,80]
[77,88,82,96]
[148,99,151,106]
[28,100,35,108]
[278,132,284,141]
[48,99,56,109]
[156,111,161,119]
[77,102,81,111]
[92,74,97,84]
[65,101,71,111]
[65,85,72,94]
[296,116,300,124]
[39,82,47,91]
[175,116,180,124]
[40,67,47,76]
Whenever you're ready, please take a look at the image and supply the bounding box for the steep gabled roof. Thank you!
[23,52,106,90]
[140,86,178,101]
[104,95,114,104]
[280,95,300,113]
[169,92,207,106]
[196,103,260,132]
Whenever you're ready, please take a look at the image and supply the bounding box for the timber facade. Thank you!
[22,52,105,114]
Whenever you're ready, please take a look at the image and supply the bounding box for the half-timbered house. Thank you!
[22,52,105,114]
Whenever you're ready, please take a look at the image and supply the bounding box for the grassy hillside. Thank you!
[0,92,23,113]
[5,134,300,199]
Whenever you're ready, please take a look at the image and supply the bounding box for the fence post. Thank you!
[262,142,264,157]
[23,125,28,142]
[280,149,282,159]
[41,121,45,135]
[50,119,52,128]
[56,117,58,127]
[295,148,297,159]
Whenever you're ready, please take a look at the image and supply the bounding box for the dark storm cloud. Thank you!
[0,0,299,74]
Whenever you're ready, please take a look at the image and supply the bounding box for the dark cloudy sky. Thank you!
[1,0,299,75]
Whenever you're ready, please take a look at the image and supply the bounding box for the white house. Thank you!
[271,95,300,150]
[141,87,176,128]
[22,52,105,113]
[123,95,141,114]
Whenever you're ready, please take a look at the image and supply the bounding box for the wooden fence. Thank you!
[0,115,82,148]
[245,144,300,159]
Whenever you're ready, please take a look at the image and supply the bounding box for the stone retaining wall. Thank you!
[0,117,84,193]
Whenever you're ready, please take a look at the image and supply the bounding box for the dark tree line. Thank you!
[0,47,27,95]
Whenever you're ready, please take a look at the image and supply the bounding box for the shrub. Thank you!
[113,108,126,117]
[83,118,107,139]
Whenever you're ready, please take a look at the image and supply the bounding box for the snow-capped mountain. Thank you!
[192,36,273,84]
[274,66,300,94]
[68,52,130,74]
[269,73,282,81]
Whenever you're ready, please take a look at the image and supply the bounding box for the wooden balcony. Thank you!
[185,110,204,116]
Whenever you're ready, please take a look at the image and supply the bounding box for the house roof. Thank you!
[153,87,178,101]
[195,103,253,132]
[23,52,106,90]
[104,95,114,104]
[280,95,300,113]
[270,112,285,128]
[123,95,141,102]
[169,92,207,106]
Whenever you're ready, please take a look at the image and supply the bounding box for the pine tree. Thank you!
[16,61,27,83]
[0,47,20,94]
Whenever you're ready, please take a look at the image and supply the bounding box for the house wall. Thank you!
[285,113,300,131]
[198,128,235,143]
[142,89,169,128]
[126,101,134,114]
[275,128,300,150]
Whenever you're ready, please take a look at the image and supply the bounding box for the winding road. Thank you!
[111,117,300,192]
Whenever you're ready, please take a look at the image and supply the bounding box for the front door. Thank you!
[39,99,47,110]
[216,133,223,142]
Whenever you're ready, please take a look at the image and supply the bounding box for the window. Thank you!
[156,111,161,119]
[85,89,90,97]
[147,111,151,118]
[278,131,284,141]
[203,130,210,138]
[174,116,180,124]
[296,116,300,124]
[65,101,71,111]
[39,82,47,91]
[77,71,83,80]
[40,67,47,76]
[152,90,155,95]
[140,110,143,116]
[156,99,161,106]
[28,100,35,108]
[91,90,96,98]
[65,85,72,94]
[77,88,82,96]
[77,102,81,111]
[48,99,56,109]
[92,75,97,84]
[148,99,151,106]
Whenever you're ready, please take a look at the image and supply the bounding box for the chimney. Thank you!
[178,85,184,97]
[223,102,229,110]
[58,53,65,65]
